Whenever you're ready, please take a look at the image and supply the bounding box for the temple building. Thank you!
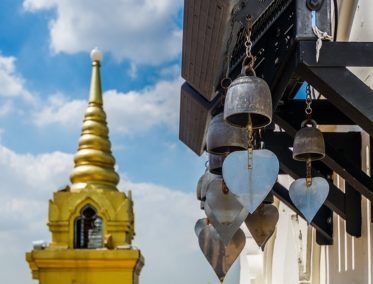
[26,48,144,284]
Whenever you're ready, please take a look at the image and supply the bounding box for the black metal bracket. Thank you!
[297,42,373,137]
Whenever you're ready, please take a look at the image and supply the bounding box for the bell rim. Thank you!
[209,167,222,175]
[206,145,247,155]
[224,111,272,129]
[292,152,326,162]
[208,153,225,175]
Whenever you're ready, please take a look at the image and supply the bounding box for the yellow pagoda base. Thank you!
[26,249,144,284]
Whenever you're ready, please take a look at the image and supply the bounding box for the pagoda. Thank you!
[26,48,144,284]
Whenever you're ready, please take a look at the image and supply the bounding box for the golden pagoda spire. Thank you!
[70,48,119,192]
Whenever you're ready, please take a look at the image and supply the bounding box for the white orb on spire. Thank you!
[90,47,103,62]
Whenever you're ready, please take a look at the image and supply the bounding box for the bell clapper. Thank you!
[306,158,313,188]
[247,115,254,170]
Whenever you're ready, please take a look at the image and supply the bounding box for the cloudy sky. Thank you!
[0,0,240,283]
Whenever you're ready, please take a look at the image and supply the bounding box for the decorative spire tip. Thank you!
[90,47,103,62]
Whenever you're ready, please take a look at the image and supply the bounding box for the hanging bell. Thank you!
[224,75,272,128]
[206,113,247,155]
[208,153,226,175]
[293,119,325,162]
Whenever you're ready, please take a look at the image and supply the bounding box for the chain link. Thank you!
[242,16,256,76]
[305,84,313,118]
[247,116,254,169]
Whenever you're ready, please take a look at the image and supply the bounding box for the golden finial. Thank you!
[70,48,119,192]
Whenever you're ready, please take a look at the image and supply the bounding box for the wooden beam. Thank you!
[345,183,362,237]
[315,205,334,246]
[179,82,220,155]
[276,99,354,125]
[299,41,373,67]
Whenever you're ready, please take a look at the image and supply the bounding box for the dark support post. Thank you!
[275,100,354,125]
[315,205,333,246]
[345,183,362,237]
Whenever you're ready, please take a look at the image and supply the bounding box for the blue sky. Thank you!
[0,0,241,283]
[0,0,202,192]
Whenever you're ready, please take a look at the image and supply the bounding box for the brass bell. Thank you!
[207,113,247,155]
[293,119,325,162]
[208,153,226,175]
[224,76,272,128]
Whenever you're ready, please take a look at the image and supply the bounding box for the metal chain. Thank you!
[305,84,313,119]
[242,16,256,76]
[247,116,254,169]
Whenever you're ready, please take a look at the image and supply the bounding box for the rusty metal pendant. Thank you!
[207,113,248,155]
[289,177,329,223]
[195,218,209,237]
[245,204,279,250]
[209,153,226,175]
[198,225,246,282]
[197,170,218,209]
[222,149,279,213]
[224,76,272,129]
[205,177,249,245]
[196,174,203,201]
[293,119,325,162]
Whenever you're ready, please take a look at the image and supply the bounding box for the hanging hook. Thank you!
[246,15,253,34]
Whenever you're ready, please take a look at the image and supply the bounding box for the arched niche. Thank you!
[74,205,103,249]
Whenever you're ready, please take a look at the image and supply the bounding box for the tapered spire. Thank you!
[70,48,119,192]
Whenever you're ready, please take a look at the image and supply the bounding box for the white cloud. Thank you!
[33,93,86,127]
[128,63,138,80]
[0,145,74,283]
[23,0,183,65]
[0,101,13,117]
[0,54,34,101]
[0,144,239,284]
[33,77,182,134]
